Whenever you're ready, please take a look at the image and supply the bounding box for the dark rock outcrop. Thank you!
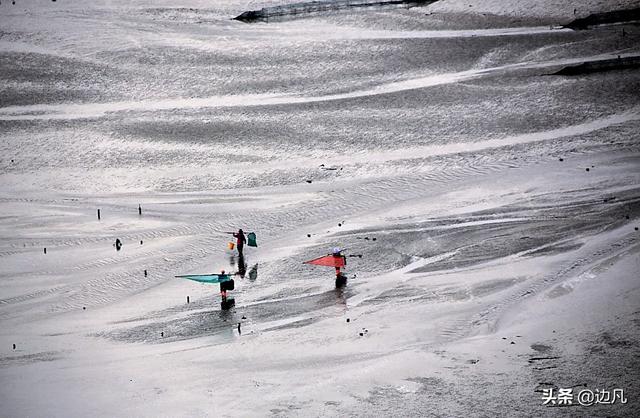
[553,55,640,76]
[564,7,640,30]
[234,0,438,23]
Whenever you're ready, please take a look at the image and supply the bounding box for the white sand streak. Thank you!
[320,107,640,165]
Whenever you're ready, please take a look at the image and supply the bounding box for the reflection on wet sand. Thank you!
[101,285,354,344]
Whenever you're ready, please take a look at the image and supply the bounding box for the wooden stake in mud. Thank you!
[138,204,142,215]
[186,296,190,304]
[44,247,47,254]
[97,209,101,220]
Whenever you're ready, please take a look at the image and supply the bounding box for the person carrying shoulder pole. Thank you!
[333,247,348,286]
[219,270,228,301]
[228,229,246,256]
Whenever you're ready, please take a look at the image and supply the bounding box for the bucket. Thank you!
[247,232,257,247]
[227,242,235,250]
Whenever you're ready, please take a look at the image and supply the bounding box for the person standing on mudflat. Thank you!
[232,229,246,256]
